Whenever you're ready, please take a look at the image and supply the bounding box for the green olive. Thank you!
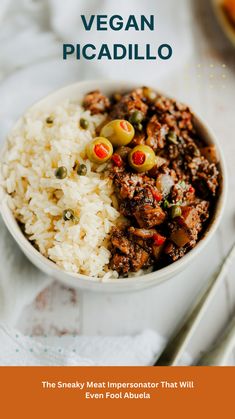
[128,145,156,173]
[86,137,113,163]
[55,166,67,179]
[100,119,135,146]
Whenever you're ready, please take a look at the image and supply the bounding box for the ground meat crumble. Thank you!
[83,87,221,276]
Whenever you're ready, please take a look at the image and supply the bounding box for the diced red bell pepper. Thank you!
[188,185,195,193]
[111,153,123,167]
[153,233,166,246]
[152,188,162,202]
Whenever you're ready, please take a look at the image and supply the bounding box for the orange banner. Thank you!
[1,367,234,418]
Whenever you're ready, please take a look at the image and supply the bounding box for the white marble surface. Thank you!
[0,0,235,364]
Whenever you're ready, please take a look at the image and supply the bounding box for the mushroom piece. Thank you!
[170,228,191,247]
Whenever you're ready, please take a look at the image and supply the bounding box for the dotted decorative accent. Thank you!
[181,63,228,90]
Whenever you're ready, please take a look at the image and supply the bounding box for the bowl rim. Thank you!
[0,79,228,291]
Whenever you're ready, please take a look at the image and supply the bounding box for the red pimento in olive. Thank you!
[128,145,156,173]
[111,153,123,167]
[94,143,109,159]
[120,120,132,132]
[153,233,166,246]
[132,150,146,165]
[86,137,113,163]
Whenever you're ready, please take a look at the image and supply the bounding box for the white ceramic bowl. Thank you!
[0,80,227,292]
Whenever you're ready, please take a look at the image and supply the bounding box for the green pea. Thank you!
[46,116,54,126]
[167,131,178,144]
[55,166,67,179]
[129,110,144,125]
[136,123,143,131]
[77,164,87,176]
[63,209,75,221]
[171,205,182,219]
[79,118,89,130]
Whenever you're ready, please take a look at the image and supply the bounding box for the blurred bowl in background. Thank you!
[211,0,235,46]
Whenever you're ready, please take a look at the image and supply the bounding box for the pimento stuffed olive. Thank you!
[86,137,113,163]
[128,145,156,172]
[100,119,135,146]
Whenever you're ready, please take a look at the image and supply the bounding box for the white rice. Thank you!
[0,100,122,279]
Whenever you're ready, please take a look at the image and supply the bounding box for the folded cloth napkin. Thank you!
[0,324,165,366]
[0,216,167,366]
[0,218,52,326]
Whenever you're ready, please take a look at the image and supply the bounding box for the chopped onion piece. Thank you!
[156,174,174,197]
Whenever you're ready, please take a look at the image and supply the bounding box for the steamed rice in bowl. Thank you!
[0,101,121,279]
